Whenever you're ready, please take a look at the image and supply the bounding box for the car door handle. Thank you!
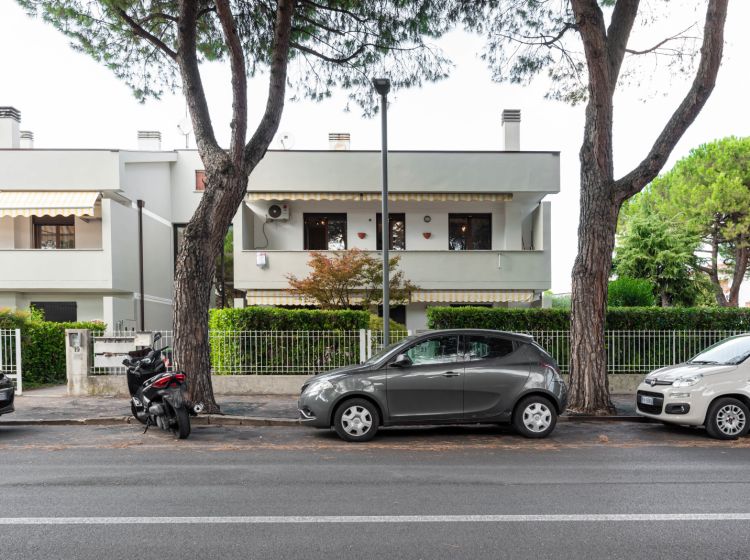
[442,371,461,377]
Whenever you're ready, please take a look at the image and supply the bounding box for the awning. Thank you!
[244,289,536,305]
[410,290,537,304]
[246,192,512,202]
[0,191,100,218]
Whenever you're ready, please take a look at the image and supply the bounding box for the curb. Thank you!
[0,414,643,427]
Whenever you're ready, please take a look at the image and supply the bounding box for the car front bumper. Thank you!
[635,383,706,426]
[0,387,15,416]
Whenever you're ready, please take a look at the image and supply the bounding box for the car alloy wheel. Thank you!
[333,398,380,442]
[512,395,557,439]
[341,405,373,437]
[522,402,552,433]
[706,397,750,440]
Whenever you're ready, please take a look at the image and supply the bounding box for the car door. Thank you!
[462,335,531,420]
[385,334,464,422]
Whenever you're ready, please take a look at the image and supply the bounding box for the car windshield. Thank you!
[688,336,750,365]
[363,337,415,365]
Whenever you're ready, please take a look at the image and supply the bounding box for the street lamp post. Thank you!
[373,78,391,346]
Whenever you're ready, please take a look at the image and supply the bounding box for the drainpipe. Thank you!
[137,200,145,331]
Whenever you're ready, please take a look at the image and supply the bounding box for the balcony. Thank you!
[0,249,111,291]
[235,249,550,292]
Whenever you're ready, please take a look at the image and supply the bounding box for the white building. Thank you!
[0,107,559,331]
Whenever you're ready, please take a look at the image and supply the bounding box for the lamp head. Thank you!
[372,78,391,96]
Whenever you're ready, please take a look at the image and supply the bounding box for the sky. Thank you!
[1,1,748,293]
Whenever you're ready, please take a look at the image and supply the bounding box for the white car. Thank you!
[636,334,750,439]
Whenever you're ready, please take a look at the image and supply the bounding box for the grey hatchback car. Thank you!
[298,329,568,442]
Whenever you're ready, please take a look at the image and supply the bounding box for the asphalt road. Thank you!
[2,421,750,559]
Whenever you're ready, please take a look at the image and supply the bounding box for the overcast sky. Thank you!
[2,2,748,292]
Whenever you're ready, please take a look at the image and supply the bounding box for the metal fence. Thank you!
[528,330,747,374]
[87,329,747,377]
[0,329,22,394]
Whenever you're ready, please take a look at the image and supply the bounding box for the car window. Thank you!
[405,336,460,366]
[465,335,514,361]
[688,336,750,365]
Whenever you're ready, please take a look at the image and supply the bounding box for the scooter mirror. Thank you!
[153,332,162,343]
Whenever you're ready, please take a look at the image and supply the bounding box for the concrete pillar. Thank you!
[65,329,91,396]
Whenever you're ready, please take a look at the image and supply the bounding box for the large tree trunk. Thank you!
[173,171,250,413]
[568,175,619,415]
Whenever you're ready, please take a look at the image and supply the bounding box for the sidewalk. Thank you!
[2,385,639,426]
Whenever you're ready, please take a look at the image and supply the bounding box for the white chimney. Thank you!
[137,130,162,150]
[328,132,350,150]
[501,109,521,151]
[20,130,34,149]
[0,107,21,149]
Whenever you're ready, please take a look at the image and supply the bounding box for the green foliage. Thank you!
[367,313,407,335]
[0,309,105,387]
[17,0,454,114]
[544,292,571,309]
[426,306,750,332]
[625,137,750,304]
[615,201,704,306]
[209,306,370,374]
[607,278,656,307]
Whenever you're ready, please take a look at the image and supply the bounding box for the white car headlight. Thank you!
[304,379,334,397]
[673,375,702,388]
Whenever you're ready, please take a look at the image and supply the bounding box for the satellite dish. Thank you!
[279,131,295,150]
[177,117,193,149]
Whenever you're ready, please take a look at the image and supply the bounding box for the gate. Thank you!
[0,329,22,395]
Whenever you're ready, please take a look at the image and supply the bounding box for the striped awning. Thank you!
[246,192,512,202]
[245,289,536,305]
[410,290,536,303]
[0,191,100,218]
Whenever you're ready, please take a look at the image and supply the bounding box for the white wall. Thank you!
[0,217,13,249]
[74,216,102,249]
[247,200,510,251]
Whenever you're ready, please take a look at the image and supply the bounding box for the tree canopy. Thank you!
[623,137,750,306]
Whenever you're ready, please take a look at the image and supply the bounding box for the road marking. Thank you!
[2,514,750,525]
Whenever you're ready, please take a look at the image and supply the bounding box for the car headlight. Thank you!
[304,379,334,398]
[673,375,702,388]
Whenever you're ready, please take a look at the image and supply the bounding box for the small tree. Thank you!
[615,202,703,306]
[287,249,416,309]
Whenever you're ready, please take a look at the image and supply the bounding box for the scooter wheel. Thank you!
[172,405,191,439]
[130,402,147,425]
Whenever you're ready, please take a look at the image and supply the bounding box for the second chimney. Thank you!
[501,109,521,151]
[20,131,34,149]
[0,107,21,149]
[137,130,162,151]
[329,132,350,151]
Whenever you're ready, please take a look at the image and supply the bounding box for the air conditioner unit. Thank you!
[266,202,290,221]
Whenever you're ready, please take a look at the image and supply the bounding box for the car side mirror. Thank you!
[392,354,412,368]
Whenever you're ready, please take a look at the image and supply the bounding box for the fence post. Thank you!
[366,329,373,360]
[359,329,367,363]
[14,328,22,396]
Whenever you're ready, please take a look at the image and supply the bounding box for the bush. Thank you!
[608,277,656,307]
[209,306,370,375]
[368,313,408,334]
[0,309,105,387]
[426,306,750,331]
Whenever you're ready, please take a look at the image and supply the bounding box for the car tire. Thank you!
[513,395,557,439]
[333,398,380,443]
[705,397,750,440]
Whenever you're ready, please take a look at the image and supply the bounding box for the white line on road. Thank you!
[2,514,750,525]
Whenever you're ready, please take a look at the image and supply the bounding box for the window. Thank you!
[464,335,514,361]
[195,170,207,191]
[376,213,406,250]
[31,302,77,322]
[405,335,460,366]
[449,214,491,250]
[303,214,347,250]
[33,216,75,249]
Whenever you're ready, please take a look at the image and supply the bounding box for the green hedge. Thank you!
[426,306,750,331]
[209,307,370,374]
[0,309,104,386]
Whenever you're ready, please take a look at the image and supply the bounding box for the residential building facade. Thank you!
[0,107,559,331]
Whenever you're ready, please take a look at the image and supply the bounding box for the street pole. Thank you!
[373,78,391,346]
